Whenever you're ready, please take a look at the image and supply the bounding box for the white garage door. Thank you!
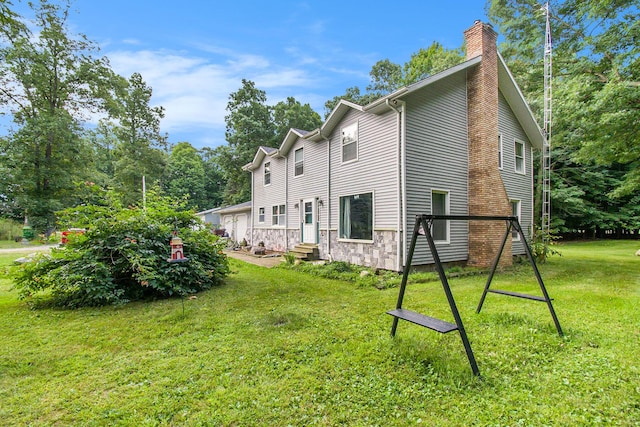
[222,215,233,238]
[236,214,248,243]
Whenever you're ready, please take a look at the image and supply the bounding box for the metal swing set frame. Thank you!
[388,214,563,376]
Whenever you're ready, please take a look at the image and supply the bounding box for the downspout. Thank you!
[285,155,289,251]
[319,129,332,261]
[250,169,255,247]
[386,99,406,271]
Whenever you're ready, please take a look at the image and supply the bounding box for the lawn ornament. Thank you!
[167,229,188,263]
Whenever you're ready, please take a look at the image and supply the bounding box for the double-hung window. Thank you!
[294,148,304,176]
[431,190,449,242]
[272,205,285,226]
[258,207,265,223]
[514,140,525,174]
[511,200,521,240]
[264,162,271,185]
[339,192,372,240]
[341,122,358,163]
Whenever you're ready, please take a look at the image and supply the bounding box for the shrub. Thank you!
[13,194,229,307]
[283,252,297,265]
[530,226,561,263]
[0,218,23,241]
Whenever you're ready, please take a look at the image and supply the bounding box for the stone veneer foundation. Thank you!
[253,228,400,271]
[328,230,399,271]
[250,228,287,252]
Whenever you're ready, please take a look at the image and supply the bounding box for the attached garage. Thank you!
[217,201,251,243]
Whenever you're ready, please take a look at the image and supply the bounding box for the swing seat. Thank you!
[387,308,458,333]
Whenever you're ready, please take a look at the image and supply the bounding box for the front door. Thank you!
[302,198,316,244]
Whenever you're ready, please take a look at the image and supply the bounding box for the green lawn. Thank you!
[0,240,47,249]
[1,240,638,426]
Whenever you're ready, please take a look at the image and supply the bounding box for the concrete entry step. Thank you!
[290,243,319,261]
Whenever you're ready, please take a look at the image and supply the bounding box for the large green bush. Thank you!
[13,194,229,307]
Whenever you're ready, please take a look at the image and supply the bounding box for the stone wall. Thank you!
[329,230,399,271]
[251,228,287,252]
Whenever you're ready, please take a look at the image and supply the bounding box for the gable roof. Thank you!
[363,56,482,115]
[245,46,545,168]
[277,128,310,157]
[242,145,279,171]
[364,53,545,149]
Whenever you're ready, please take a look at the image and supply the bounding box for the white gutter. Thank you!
[386,99,406,271]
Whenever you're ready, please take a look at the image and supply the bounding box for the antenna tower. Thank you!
[541,2,552,235]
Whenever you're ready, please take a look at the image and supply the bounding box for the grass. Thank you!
[0,240,639,426]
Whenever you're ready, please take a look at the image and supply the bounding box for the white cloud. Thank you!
[101,46,323,148]
[254,69,313,89]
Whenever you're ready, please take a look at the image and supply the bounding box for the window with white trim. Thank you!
[264,162,271,185]
[498,133,503,170]
[431,190,449,242]
[514,140,525,174]
[294,148,304,176]
[511,200,521,240]
[339,192,372,240]
[258,207,265,223]
[341,122,358,163]
[272,205,285,226]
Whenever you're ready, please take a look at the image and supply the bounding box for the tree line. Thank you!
[1,0,638,238]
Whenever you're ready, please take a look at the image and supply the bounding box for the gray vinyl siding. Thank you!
[287,137,328,229]
[328,108,399,232]
[404,71,469,265]
[498,90,535,254]
[251,153,287,229]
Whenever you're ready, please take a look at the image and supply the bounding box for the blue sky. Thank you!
[8,0,492,149]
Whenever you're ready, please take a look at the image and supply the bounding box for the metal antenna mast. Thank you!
[541,1,552,235]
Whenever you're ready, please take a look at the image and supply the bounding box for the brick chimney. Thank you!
[465,21,512,267]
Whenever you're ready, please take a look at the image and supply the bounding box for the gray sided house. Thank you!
[243,22,544,271]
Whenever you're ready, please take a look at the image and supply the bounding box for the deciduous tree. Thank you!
[324,42,463,117]
[273,96,322,143]
[488,0,640,234]
[222,79,275,205]
[111,72,167,206]
[0,0,117,230]
[164,142,206,210]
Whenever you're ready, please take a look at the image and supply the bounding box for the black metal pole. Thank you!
[391,215,422,337]
[422,217,480,376]
[476,220,513,313]
[512,219,563,336]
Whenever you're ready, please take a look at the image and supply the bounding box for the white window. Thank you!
[294,148,303,176]
[514,140,525,174]
[258,207,265,223]
[498,133,503,170]
[431,190,449,242]
[339,192,373,241]
[511,200,521,240]
[264,162,271,185]
[341,122,358,163]
[272,205,285,226]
